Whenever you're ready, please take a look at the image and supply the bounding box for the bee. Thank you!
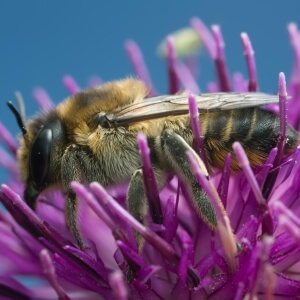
[8,78,300,249]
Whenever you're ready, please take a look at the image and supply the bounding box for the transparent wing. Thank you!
[106,92,279,126]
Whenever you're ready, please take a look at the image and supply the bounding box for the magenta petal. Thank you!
[0,123,18,155]
[0,147,18,175]
[135,265,161,285]
[116,240,146,270]
[272,273,300,297]
[0,185,72,247]
[63,245,110,284]
[0,276,31,299]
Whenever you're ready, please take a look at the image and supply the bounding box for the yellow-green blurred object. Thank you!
[157,27,202,58]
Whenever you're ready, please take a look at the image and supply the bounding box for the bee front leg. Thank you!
[61,144,86,249]
[160,130,217,230]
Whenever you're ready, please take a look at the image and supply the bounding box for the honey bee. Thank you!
[8,78,300,249]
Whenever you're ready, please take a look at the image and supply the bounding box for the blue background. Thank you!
[0,0,300,182]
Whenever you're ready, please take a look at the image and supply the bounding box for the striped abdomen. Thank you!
[200,107,300,170]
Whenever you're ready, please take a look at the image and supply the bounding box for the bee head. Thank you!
[17,112,67,209]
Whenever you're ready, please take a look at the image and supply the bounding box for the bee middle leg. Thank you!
[127,165,168,250]
[127,169,147,226]
[127,167,167,224]
[160,130,217,230]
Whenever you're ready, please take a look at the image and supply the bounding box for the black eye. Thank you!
[30,127,52,187]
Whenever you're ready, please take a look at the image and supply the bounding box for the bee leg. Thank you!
[61,144,85,249]
[127,168,167,248]
[127,169,147,226]
[160,129,217,230]
[127,167,167,222]
[127,169,147,249]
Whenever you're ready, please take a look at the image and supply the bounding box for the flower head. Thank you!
[1,18,300,299]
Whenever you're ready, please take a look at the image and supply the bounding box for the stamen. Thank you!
[217,153,231,207]
[211,25,231,92]
[88,75,102,87]
[40,249,71,300]
[262,73,288,200]
[173,60,200,93]
[124,40,157,96]
[166,36,179,94]
[191,17,216,59]
[278,215,300,245]
[177,228,194,284]
[109,270,128,300]
[207,81,218,92]
[247,237,274,299]
[233,142,265,206]
[135,265,161,285]
[161,195,178,244]
[71,182,115,230]
[233,142,274,235]
[137,133,162,225]
[188,94,207,165]
[186,152,237,271]
[272,201,300,228]
[89,182,178,263]
[282,146,300,182]
[33,87,54,111]
[288,23,300,83]
[62,75,81,94]
[232,72,248,92]
[241,33,258,92]
[287,23,300,128]
[116,240,146,274]
[256,147,277,188]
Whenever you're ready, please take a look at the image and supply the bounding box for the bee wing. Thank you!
[107,93,279,126]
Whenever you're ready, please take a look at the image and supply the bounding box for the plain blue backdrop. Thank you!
[1,0,300,183]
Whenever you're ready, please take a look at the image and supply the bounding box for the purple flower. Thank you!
[1,18,300,299]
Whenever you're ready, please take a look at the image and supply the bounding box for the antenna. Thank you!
[7,101,27,135]
[14,91,26,123]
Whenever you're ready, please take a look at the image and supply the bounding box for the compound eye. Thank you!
[29,128,52,187]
